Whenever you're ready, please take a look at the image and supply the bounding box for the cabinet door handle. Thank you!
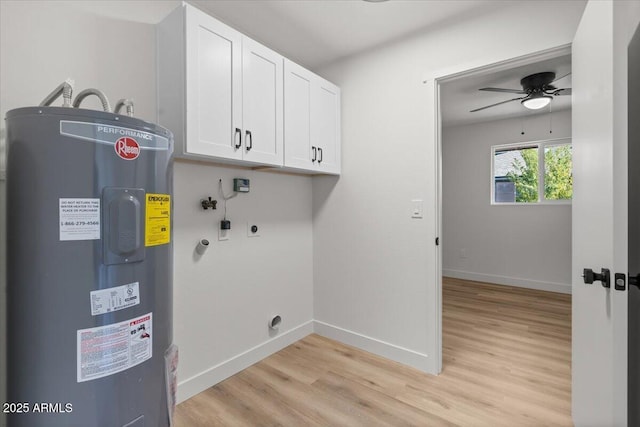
[318,147,323,164]
[246,130,252,151]
[312,146,317,162]
[234,128,242,149]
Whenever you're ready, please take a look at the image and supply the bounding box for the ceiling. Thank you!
[190,0,510,69]
[440,54,572,128]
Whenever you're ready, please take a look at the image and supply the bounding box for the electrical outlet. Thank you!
[247,222,260,237]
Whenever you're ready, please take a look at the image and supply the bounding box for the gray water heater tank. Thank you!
[6,106,175,427]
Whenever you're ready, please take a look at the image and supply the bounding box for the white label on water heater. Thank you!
[90,282,140,316]
[59,198,100,241]
[77,312,152,383]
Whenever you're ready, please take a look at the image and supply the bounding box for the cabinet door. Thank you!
[185,6,242,160]
[284,60,314,170]
[313,80,341,174]
[241,38,283,166]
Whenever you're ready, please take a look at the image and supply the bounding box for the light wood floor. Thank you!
[175,277,572,426]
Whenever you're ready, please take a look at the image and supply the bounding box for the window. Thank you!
[491,138,572,204]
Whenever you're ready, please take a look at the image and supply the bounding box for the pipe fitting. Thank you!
[73,88,112,112]
[195,239,210,255]
[114,98,135,117]
[40,79,75,107]
[268,315,282,331]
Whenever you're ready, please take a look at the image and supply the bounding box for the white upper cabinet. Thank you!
[158,4,283,167]
[158,4,338,173]
[312,79,341,174]
[284,61,313,170]
[241,38,283,166]
[185,6,242,160]
[284,60,341,175]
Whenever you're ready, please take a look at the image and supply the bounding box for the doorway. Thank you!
[432,45,574,396]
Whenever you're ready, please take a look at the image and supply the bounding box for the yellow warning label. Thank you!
[145,193,170,247]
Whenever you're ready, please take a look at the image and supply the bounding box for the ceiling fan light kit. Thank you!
[522,94,552,110]
[471,71,571,113]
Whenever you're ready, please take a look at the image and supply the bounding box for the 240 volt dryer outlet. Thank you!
[247,222,260,237]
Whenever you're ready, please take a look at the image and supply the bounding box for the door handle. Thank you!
[312,146,317,162]
[246,130,252,151]
[583,268,611,288]
[318,147,323,164]
[234,128,242,149]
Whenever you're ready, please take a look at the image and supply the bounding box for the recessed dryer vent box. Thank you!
[233,178,250,193]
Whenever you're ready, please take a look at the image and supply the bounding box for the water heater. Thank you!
[6,91,175,427]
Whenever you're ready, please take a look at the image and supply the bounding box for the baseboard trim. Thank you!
[177,320,314,403]
[443,269,571,294]
[312,320,432,373]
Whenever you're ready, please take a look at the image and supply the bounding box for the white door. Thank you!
[185,6,242,160]
[572,1,640,425]
[284,60,314,170]
[312,80,341,174]
[241,37,283,166]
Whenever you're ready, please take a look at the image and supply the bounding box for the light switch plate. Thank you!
[411,199,424,219]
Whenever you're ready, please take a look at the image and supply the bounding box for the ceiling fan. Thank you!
[470,71,571,112]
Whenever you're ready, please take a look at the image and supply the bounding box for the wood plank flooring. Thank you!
[175,277,572,426]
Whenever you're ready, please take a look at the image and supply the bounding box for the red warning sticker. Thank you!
[77,312,152,382]
[114,137,140,160]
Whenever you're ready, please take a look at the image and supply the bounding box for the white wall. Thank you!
[173,162,313,402]
[0,0,314,414]
[442,110,572,293]
[313,0,586,374]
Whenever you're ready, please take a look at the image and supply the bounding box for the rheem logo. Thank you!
[114,137,140,160]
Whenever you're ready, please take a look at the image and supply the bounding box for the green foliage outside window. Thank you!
[506,147,538,203]
[504,144,572,203]
[544,145,573,200]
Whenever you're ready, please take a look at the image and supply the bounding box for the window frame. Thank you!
[490,137,572,206]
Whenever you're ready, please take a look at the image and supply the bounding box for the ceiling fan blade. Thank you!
[479,87,526,94]
[552,72,571,83]
[553,88,572,96]
[470,97,525,112]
